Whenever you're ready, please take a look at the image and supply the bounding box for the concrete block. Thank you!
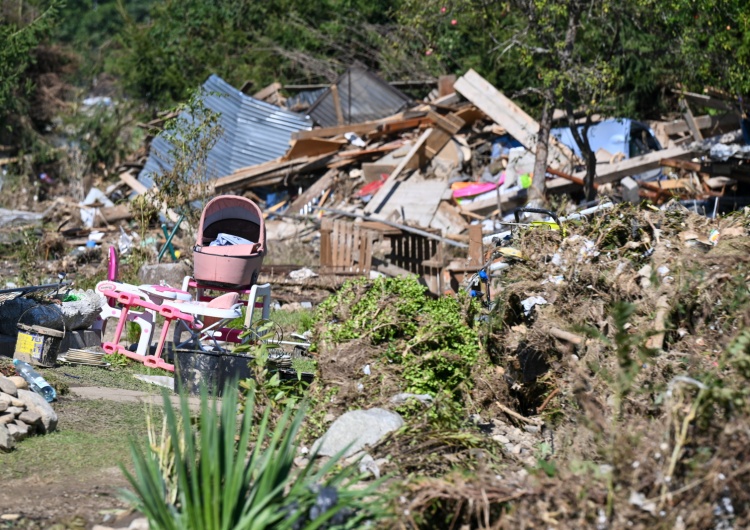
[621,176,640,204]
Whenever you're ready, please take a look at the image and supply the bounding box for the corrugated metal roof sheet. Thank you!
[138,75,311,188]
[307,67,411,127]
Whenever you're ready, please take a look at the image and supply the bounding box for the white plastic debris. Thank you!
[118,226,133,255]
[344,132,366,147]
[289,267,319,280]
[521,296,547,316]
[79,187,114,228]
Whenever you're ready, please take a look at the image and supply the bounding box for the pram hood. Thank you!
[195,195,266,255]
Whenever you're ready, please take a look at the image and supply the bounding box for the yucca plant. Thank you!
[121,383,386,529]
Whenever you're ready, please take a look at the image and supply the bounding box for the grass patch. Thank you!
[2,398,159,481]
[40,362,168,393]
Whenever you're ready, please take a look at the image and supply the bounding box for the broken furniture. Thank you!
[98,281,196,372]
[319,218,445,294]
[163,292,244,355]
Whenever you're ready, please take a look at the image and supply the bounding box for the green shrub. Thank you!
[315,276,480,397]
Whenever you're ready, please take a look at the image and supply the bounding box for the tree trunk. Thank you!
[566,108,597,201]
[529,97,553,206]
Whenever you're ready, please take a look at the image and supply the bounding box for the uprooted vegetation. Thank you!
[294,202,750,529]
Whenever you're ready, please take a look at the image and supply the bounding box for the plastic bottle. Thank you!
[13,359,57,402]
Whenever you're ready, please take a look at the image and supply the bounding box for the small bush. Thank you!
[122,383,387,530]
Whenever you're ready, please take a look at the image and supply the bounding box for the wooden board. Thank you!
[362,163,397,183]
[562,146,694,186]
[429,201,469,235]
[284,138,346,160]
[454,69,574,168]
[119,171,180,223]
[365,175,448,228]
[292,121,382,140]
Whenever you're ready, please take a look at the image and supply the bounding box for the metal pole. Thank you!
[157,214,184,262]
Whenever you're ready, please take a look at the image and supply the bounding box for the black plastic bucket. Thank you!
[221,353,254,384]
[174,349,224,396]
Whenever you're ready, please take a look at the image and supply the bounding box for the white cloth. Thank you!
[208,233,254,247]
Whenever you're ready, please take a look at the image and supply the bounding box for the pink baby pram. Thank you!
[193,195,266,289]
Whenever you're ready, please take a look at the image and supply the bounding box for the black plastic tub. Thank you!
[221,353,254,385]
[174,349,224,396]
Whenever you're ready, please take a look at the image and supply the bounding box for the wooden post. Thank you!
[331,84,344,126]
[468,224,483,266]
[320,218,333,274]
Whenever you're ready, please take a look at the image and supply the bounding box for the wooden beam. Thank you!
[331,84,344,126]
[562,146,694,185]
[679,99,703,141]
[288,169,338,214]
[389,128,432,181]
[454,69,574,167]
[119,171,180,223]
[291,121,383,140]
[253,82,282,101]
[661,112,740,136]
[660,157,701,172]
[677,91,738,112]
[284,138,346,160]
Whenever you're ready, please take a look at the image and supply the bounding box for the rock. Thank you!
[128,517,149,530]
[5,406,23,417]
[8,376,28,390]
[0,423,14,451]
[0,514,21,521]
[0,414,14,424]
[312,408,404,458]
[138,262,191,289]
[17,389,57,434]
[389,393,434,405]
[10,397,24,407]
[0,401,6,413]
[357,453,381,479]
[13,420,29,438]
[0,376,17,397]
[0,392,10,404]
[493,434,510,444]
[18,410,41,426]
[6,423,25,442]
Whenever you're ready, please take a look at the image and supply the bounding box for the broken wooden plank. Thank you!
[292,121,382,140]
[425,111,465,159]
[438,75,456,97]
[214,155,332,191]
[660,157,702,172]
[678,90,738,112]
[119,171,180,223]
[429,199,469,234]
[454,69,574,168]
[679,99,703,141]
[661,112,740,137]
[253,82,282,101]
[97,204,132,226]
[387,128,432,182]
[288,169,338,214]
[563,146,694,186]
[331,84,344,126]
[284,138,346,160]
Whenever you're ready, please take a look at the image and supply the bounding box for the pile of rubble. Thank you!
[0,374,57,452]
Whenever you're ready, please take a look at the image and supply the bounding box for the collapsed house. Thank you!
[119,67,750,293]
